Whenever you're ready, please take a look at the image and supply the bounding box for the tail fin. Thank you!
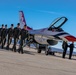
[19,11,33,30]
[19,11,26,28]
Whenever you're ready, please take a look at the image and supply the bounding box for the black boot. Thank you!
[21,47,24,54]
[18,48,20,53]
[6,45,9,50]
[14,46,16,52]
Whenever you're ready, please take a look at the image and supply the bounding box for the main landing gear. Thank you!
[37,44,55,55]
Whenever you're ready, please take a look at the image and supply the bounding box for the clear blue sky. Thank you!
[0,0,76,37]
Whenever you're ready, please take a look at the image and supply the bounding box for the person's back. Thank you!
[69,43,74,50]
[20,28,28,39]
[13,27,21,38]
[62,41,68,49]
[64,42,68,50]
[8,28,14,37]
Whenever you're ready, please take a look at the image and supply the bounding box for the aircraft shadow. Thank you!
[23,50,35,55]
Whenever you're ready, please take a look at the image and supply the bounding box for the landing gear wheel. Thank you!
[50,52,55,55]
[45,45,49,55]
[37,49,42,53]
[45,50,49,55]
[52,52,55,55]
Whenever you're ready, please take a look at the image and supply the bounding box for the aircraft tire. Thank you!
[52,52,55,55]
[45,50,49,55]
[37,49,42,53]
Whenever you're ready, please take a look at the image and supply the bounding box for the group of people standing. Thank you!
[0,23,29,54]
[0,23,75,57]
[62,41,74,59]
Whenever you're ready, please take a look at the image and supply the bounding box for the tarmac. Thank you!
[0,45,76,75]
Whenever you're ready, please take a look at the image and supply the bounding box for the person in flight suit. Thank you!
[1,24,8,49]
[12,23,21,52]
[0,24,5,43]
[62,41,68,58]
[18,25,28,54]
[6,24,14,50]
[0,24,5,48]
[3,24,8,46]
[69,42,74,59]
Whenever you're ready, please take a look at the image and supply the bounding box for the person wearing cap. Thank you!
[1,24,4,28]
[6,24,14,50]
[18,25,28,54]
[69,42,74,59]
[12,23,21,52]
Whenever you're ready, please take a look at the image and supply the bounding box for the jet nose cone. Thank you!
[65,36,76,42]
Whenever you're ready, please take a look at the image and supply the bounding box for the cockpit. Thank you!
[48,17,68,32]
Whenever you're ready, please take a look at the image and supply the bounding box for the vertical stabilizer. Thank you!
[19,11,33,30]
[19,11,26,28]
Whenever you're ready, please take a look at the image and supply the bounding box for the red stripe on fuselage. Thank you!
[65,36,76,42]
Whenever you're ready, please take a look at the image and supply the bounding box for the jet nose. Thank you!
[65,36,76,42]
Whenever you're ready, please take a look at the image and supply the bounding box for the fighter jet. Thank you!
[19,11,76,55]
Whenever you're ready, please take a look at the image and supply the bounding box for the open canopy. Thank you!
[48,17,68,30]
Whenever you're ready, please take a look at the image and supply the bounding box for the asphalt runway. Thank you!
[0,45,76,75]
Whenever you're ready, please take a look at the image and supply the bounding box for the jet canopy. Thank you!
[48,17,68,31]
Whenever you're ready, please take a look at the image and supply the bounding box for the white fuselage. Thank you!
[28,28,69,45]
